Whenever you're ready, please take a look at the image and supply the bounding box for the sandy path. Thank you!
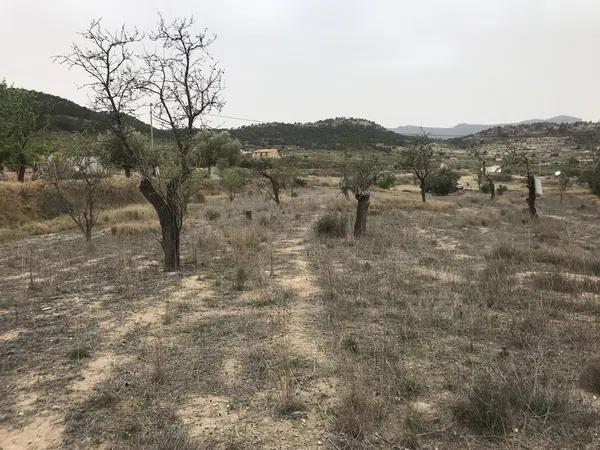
[0,275,212,450]
[178,219,338,449]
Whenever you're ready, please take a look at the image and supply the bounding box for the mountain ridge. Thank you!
[390,115,582,139]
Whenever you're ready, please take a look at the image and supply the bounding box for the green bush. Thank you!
[429,168,460,196]
[480,183,490,194]
[580,168,600,195]
[492,173,512,182]
[375,171,396,189]
[315,214,348,237]
[497,184,507,195]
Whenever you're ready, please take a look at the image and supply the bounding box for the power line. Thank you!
[201,113,268,124]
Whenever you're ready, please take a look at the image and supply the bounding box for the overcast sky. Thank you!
[2,0,599,128]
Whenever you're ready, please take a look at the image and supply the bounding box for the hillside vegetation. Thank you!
[0,87,150,134]
[452,120,600,148]
[230,117,407,150]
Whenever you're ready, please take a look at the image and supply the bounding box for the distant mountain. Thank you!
[230,117,406,150]
[390,115,582,139]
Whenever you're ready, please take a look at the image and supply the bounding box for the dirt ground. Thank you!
[1,181,600,449]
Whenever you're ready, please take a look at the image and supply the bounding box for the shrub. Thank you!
[334,386,383,440]
[579,168,600,195]
[315,214,348,237]
[375,171,396,189]
[293,177,308,187]
[492,173,513,182]
[480,183,490,194]
[497,184,508,195]
[204,208,221,221]
[456,362,571,436]
[428,168,460,196]
[487,242,528,263]
[580,357,600,394]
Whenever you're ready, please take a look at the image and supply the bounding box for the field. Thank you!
[1,173,600,449]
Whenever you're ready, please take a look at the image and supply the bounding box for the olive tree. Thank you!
[342,157,378,238]
[0,86,43,182]
[56,16,224,271]
[197,130,242,174]
[399,135,435,202]
[220,166,249,202]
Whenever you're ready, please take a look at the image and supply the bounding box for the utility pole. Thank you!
[150,103,154,150]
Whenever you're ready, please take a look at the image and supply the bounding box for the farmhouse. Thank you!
[485,164,502,174]
[251,148,280,159]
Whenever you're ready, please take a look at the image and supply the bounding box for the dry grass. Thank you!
[2,179,600,449]
[455,358,574,437]
[0,215,74,243]
[459,209,501,227]
[308,188,600,447]
[110,220,160,236]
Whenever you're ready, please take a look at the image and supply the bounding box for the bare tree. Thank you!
[471,147,496,199]
[556,157,579,204]
[399,135,435,202]
[56,16,224,271]
[248,158,288,206]
[42,134,108,245]
[502,143,537,218]
[339,151,352,200]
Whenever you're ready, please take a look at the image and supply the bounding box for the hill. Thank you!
[1,87,151,134]
[450,120,600,147]
[390,115,582,139]
[230,117,407,150]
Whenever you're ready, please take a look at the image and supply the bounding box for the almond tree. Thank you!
[56,16,224,271]
[399,135,434,202]
[246,158,288,206]
[42,133,108,245]
[503,143,537,218]
[471,147,496,199]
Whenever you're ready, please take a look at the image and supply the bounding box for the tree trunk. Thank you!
[489,182,496,200]
[17,165,26,183]
[353,191,370,238]
[271,179,281,205]
[31,164,40,181]
[419,181,426,202]
[161,218,181,272]
[526,173,537,218]
[124,166,132,178]
[139,178,181,272]
[84,224,93,248]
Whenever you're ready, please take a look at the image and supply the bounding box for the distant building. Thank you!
[251,148,280,159]
[485,164,502,174]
